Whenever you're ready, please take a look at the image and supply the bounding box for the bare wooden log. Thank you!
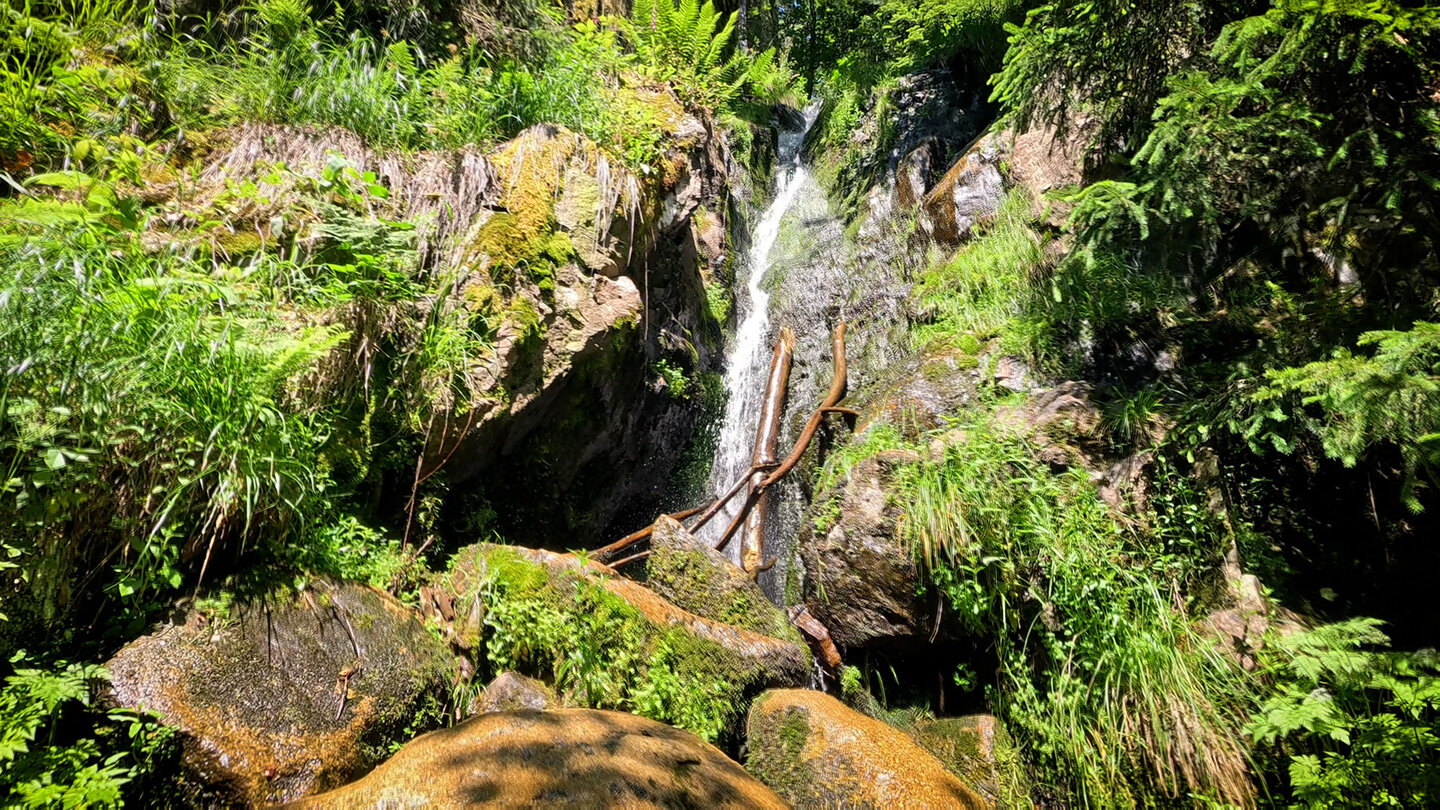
[713,323,847,558]
[593,506,703,560]
[789,605,843,670]
[741,328,795,573]
[761,322,847,488]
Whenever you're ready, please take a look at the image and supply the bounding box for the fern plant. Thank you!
[1247,618,1440,806]
[617,0,778,110]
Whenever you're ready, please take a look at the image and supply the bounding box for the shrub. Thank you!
[843,417,1256,805]
[1248,618,1440,806]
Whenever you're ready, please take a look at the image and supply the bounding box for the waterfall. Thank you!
[700,109,817,565]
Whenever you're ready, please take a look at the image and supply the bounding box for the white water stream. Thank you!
[701,112,817,563]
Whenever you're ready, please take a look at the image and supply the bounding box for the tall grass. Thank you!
[0,208,344,636]
[912,190,1045,351]
[143,0,626,152]
[894,420,1255,805]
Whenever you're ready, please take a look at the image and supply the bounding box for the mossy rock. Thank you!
[440,543,810,742]
[105,579,454,805]
[745,689,991,808]
[645,516,801,644]
[911,715,1031,806]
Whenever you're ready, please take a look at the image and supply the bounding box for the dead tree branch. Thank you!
[741,329,794,572]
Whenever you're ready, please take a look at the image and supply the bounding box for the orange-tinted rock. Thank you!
[746,689,990,808]
[105,580,453,805]
[910,715,1030,805]
[920,140,1004,244]
[289,709,787,809]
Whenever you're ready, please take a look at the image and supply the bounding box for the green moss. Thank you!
[214,230,264,258]
[910,717,1032,806]
[645,543,801,643]
[506,296,544,341]
[704,279,733,325]
[452,545,794,743]
[744,696,816,800]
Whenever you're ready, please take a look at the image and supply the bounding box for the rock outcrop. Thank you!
[290,709,787,809]
[105,580,453,805]
[471,671,556,714]
[921,136,1005,244]
[745,689,990,808]
[644,516,802,643]
[199,86,734,541]
[798,450,944,652]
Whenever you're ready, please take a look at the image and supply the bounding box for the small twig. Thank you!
[686,461,777,535]
[593,506,704,559]
[609,549,652,568]
[333,664,361,721]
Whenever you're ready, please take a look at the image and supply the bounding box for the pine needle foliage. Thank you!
[1258,321,1440,512]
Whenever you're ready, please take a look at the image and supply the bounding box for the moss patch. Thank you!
[442,544,808,744]
[743,692,816,802]
[644,520,801,644]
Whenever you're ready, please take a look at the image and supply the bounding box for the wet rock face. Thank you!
[798,450,948,653]
[745,689,990,809]
[290,708,787,809]
[105,580,453,805]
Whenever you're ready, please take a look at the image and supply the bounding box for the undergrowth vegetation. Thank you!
[799,0,1440,801]
[892,417,1254,805]
[458,547,761,743]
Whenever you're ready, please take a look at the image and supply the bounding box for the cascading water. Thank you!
[700,109,818,567]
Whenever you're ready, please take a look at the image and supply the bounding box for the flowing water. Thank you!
[700,110,818,566]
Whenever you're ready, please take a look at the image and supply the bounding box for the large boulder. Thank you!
[291,709,787,809]
[105,579,454,805]
[745,689,990,808]
[798,450,946,653]
[644,516,801,643]
[436,543,809,730]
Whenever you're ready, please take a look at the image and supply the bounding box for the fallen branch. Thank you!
[741,329,795,573]
[608,549,651,568]
[597,322,849,582]
[686,461,776,536]
[789,605,843,670]
[593,506,703,560]
[713,323,849,556]
[761,322,848,488]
